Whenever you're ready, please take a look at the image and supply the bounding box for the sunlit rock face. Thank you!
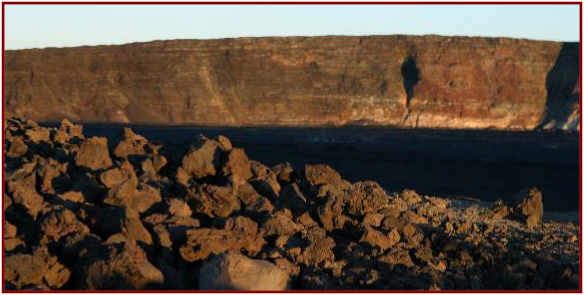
[4,35,579,131]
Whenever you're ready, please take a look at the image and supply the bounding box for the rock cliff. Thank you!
[4,35,580,130]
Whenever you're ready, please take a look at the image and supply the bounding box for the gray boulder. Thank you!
[198,253,291,290]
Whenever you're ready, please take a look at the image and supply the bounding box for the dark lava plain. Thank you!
[77,125,579,212]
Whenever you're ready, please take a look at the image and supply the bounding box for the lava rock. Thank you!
[74,137,113,171]
[199,253,291,290]
[512,187,544,229]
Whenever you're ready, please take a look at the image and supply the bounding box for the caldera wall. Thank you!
[3,35,580,130]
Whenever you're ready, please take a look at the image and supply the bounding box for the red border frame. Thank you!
[1,1,582,293]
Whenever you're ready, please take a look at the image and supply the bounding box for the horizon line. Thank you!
[5,33,580,51]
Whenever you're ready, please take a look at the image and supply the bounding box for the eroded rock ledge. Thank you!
[4,117,580,290]
[4,35,580,130]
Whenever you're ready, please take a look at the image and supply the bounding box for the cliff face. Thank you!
[4,35,580,130]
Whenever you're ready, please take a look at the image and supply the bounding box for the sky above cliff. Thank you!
[5,4,579,49]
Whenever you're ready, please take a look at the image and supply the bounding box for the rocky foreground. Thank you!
[3,117,580,290]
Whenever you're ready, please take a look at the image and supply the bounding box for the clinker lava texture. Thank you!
[3,117,580,290]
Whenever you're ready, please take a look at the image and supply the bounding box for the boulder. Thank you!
[199,253,291,290]
[25,127,51,143]
[36,157,69,194]
[216,135,233,151]
[78,241,164,290]
[261,210,301,236]
[317,192,350,231]
[512,187,544,229]
[187,184,239,218]
[304,164,343,187]
[39,207,90,245]
[58,119,84,140]
[249,161,281,199]
[9,182,44,219]
[99,168,125,188]
[399,189,422,205]
[133,182,163,213]
[166,198,192,217]
[5,247,70,289]
[345,181,389,216]
[221,148,253,183]
[272,162,295,184]
[298,227,335,266]
[74,137,112,171]
[113,128,149,158]
[180,135,222,179]
[6,137,28,158]
[360,227,400,250]
[236,182,274,214]
[103,176,138,208]
[179,227,266,262]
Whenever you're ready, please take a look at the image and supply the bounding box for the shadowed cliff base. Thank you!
[537,42,580,131]
[46,122,579,213]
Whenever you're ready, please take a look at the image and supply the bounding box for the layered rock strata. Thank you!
[4,36,580,130]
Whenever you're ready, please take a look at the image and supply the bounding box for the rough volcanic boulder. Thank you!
[133,182,163,213]
[304,164,343,188]
[165,198,193,217]
[345,181,390,216]
[180,135,223,179]
[186,184,239,218]
[317,191,351,231]
[7,181,44,220]
[58,118,84,141]
[298,227,336,266]
[5,247,71,290]
[199,253,291,290]
[36,157,69,194]
[360,227,400,251]
[113,128,149,158]
[99,160,135,188]
[221,148,253,184]
[236,182,274,215]
[261,210,301,236]
[399,189,422,205]
[6,137,28,158]
[511,187,544,229]
[78,241,164,290]
[272,162,295,184]
[38,206,90,245]
[103,175,139,208]
[249,161,281,199]
[179,223,266,262]
[102,163,161,214]
[25,127,51,143]
[74,137,112,171]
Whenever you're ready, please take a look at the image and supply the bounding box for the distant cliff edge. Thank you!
[4,35,580,131]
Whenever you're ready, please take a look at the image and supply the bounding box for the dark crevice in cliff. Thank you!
[401,57,420,123]
[536,43,580,130]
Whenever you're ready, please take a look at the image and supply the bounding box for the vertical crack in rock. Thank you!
[537,43,580,130]
[401,57,420,124]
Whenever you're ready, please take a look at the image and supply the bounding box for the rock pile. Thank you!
[3,117,580,290]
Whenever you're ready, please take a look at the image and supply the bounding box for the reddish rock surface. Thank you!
[3,118,580,290]
[4,36,580,130]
